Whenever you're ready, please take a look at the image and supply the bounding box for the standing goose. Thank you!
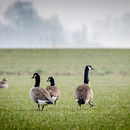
[46,77,61,105]
[0,78,8,88]
[74,65,94,109]
[30,73,53,111]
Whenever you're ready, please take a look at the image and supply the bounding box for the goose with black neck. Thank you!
[46,77,61,105]
[30,73,53,111]
[74,65,95,109]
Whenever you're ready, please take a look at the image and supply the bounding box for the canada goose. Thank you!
[46,77,61,105]
[30,73,53,111]
[74,65,94,109]
[0,78,8,88]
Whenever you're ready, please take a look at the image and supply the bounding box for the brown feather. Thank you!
[74,82,93,103]
[45,86,61,100]
[31,87,53,103]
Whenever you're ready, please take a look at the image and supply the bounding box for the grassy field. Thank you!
[0,49,130,130]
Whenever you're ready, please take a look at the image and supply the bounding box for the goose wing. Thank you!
[32,87,52,102]
[46,86,60,98]
[74,84,92,101]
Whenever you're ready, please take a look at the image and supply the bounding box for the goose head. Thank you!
[46,77,55,86]
[46,77,54,82]
[86,65,94,70]
[31,73,39,79]
[2,78,8,82]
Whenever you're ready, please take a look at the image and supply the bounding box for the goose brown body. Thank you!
[0,78,8,88]
[74,82,93,104]
[46,77,61,104]
[74,65,94,109]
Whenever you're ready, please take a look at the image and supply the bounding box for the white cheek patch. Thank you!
[88,66,91,70]
[34,75,36,78]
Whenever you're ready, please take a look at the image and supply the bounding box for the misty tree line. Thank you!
[0,1,130,48]
[0,1,64,48]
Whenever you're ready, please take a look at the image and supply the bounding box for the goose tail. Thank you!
[78,99,85,104]
[75,99,90,104]
[46,101,53,104]
[38,100,53,105]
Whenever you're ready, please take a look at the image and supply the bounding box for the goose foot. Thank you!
[90,104,95,107]
[89,102,95,107]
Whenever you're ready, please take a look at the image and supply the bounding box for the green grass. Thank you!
[0,49,130,130]
[0,49,130,75]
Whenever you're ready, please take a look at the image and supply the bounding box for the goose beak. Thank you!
[31,76,34,79]
[91,67,94,70]
[46,79,49,82]
[6,79,8,81]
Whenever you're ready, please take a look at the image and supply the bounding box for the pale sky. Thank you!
[0,0,130,48]
[1,0,130,31]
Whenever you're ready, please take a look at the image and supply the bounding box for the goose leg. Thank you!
[89,102,95,107]
[38,104,40,110]
[41,106,44,111]
[79,104,82,110]
[54,100,56,105]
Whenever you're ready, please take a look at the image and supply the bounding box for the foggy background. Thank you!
[0,0,130,48]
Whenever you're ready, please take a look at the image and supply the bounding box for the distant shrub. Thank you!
[36,69,43,74]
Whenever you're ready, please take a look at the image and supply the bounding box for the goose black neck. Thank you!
[34,75,40,87]
[84,67,89,84]
[50,78,55,86]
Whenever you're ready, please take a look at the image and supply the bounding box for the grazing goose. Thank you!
[0,78,8,88]
[30,73,53,111]
[74,65,94,109]
[46,77,61,105]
